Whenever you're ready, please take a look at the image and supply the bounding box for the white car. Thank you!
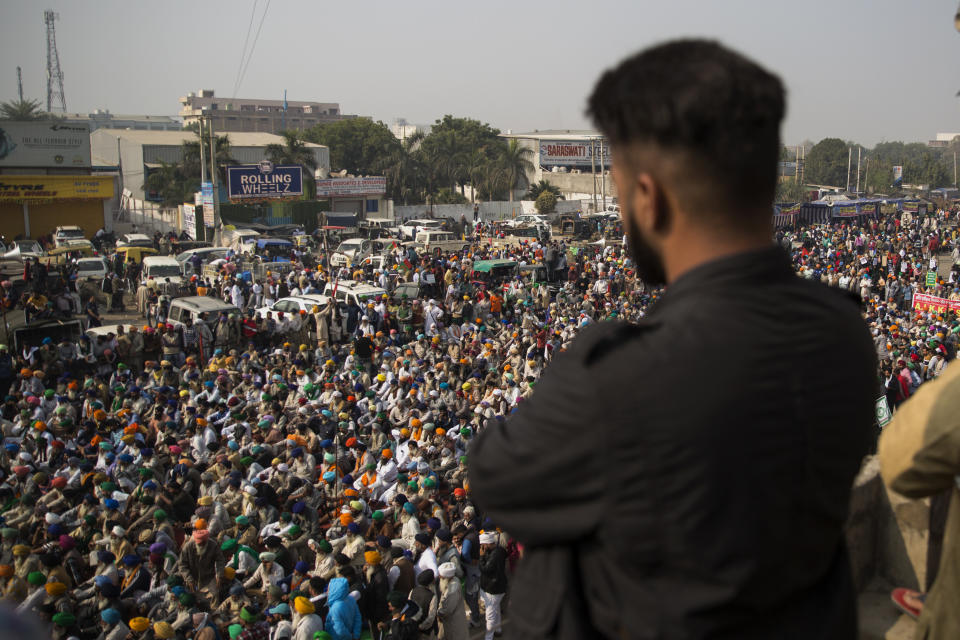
[399,218,444,240]
[116,233,154,248]
[255,294,331,320]
[74,257,109,282]
[329,238,392,268]
[54,225,85,247]
[322,281,387,308]
[3,240,44,259]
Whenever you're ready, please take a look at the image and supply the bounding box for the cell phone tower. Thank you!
[44,10,66,113]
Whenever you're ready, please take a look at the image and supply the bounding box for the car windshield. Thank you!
[58,229,84,238]
[77,259,103,270]
[336,241,363,252]
[147,265,182,277]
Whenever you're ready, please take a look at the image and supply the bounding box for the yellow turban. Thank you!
[294,596,315,615]
[12,545,30,557]
[364,550,381,565]
[45,581,67,596]
[154,621,175,639]
[129,617,150,632]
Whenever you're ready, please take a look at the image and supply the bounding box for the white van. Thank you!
[142,256,183,286]
[413,230,469,254]
[166,296,239,329]
[322,281,387,308]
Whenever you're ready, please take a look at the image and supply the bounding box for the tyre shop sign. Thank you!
[227,162,303,200]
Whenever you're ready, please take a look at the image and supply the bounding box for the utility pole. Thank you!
[846,147,852,193]
[208,118,222,246]
[16,66,23,102]
[794,145,800,180]
[856,146,861,194]
[954,151,957,187]
[599,137,607,210]
[591,138,597,212]
[199,117,208,241]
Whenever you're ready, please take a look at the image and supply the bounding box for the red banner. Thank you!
[913,293,960,313]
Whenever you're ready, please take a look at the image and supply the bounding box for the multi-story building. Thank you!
[62,109,181,132]
[179,90,351,134]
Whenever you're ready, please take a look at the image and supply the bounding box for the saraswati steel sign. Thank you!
[227,162,303,200]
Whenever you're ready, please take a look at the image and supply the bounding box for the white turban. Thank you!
[111,525,125,537]
[438,562,456,578]
[479,532,496,545]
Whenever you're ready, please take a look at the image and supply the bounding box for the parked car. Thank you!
[329,238,392,268]
[142,256,183,286]
[413,230,469,254]
[166,296,239,329]
[399,218,444,240]
[322,281,387,308]
[74,257,109,282]
[116,233,154,248]
[254,294,331,320]
[54,225,86,247]
[4,240,44,259]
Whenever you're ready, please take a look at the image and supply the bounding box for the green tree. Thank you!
[0,98,44,120]
[142,131,235,206]
[774,179,808,203]
[535,191,557,215]
[433,188,468,204]
[524,179,564,201]
[265,131,318,199]
[304,118,401,175]
[805,138,849,187]
[143,161,191,208]
[498,139,535,201]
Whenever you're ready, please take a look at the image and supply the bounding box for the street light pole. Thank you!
[208,118,223,246]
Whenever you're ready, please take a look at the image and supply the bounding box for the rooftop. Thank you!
[502,129,604,141]
[94,129,326,149]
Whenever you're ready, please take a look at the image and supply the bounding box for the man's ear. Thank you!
[634,172,672,236]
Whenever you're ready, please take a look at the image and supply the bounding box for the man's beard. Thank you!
[625,211,667,287]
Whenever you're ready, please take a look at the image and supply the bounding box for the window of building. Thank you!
[366,200,379,213]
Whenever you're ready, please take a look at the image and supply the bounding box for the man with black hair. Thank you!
[470,40,876,639]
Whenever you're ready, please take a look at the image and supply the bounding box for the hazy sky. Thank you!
[2,0,959,146]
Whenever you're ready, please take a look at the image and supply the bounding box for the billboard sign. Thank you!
[182,204,197,239]
[893,165,904,186]
[315,176,386,197]
[0,175,112,204]
[538,139,610,167]
[227,163,303,200]
[0,121,91,168]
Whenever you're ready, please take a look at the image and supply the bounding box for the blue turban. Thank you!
[100,608,121,624]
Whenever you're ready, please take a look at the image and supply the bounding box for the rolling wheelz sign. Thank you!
[227,164,303,200]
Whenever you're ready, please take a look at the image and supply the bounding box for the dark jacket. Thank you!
[470,247,877,640]
[478,545,507,595]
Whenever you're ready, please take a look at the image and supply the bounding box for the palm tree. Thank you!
[498,139,535,201]
[377,133,427,205]
[524,179,564,201]
[265,131,319,198]
[0,99,45,120]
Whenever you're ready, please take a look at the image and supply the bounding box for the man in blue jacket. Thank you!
[324,576,362,640]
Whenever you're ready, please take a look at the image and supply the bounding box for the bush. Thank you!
[535,191,557,215]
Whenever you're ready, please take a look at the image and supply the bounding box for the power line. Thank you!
[231,0,258,100]
[235,0,271,98]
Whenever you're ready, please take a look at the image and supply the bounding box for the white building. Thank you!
[62,110,181,132]
[179,89,351,134]
[90,129,329,201]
